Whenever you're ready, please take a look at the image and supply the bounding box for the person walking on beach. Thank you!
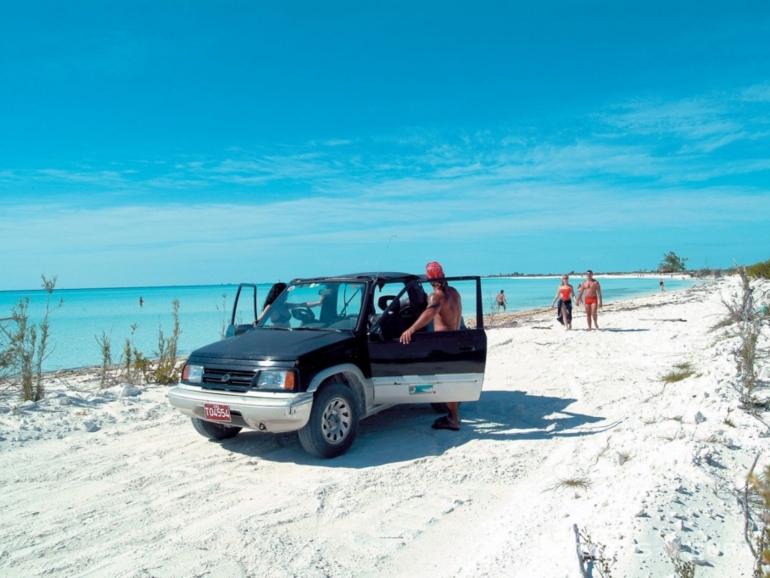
[551,275,575,330]
[576,270,602,330]
[400,261,464,431]
[660,278,665,292]
[496,290,507,311]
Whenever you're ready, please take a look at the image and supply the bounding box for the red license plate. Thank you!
[203,403,231,422]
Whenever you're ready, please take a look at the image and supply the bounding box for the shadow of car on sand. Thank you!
[216,389,611,468]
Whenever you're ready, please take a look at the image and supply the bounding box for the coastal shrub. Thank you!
[712,266,759,331]
[691,268,723,279]
[216,293,228,339]
[95,330,115,388]
[132,349,153,383]
[0,317,14,387]
[121,323,143,385]
[746,463,770,577]
[11,299,34,399]
[151,299,181,384]
[575,527,616,578]
[664,539,696,578]
[117,301,182,386]
[485,291,500,327]
[2,275,61,402]
[712,267,768,429]
[747,258,770,280]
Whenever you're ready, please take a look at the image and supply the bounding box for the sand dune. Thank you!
[1,276,768,577]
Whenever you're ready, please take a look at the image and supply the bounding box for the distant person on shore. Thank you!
[551,275,575,330]
[496,290,507,311]
[400,261,463,431]
[660,278,665,292]
[139,296,143,307]
[576,270,602,330]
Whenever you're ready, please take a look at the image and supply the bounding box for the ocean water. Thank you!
[0,276,694,372]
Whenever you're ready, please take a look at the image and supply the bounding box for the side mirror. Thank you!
[227,324,253,338]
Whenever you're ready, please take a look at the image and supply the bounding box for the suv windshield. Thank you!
[257,281,365,330]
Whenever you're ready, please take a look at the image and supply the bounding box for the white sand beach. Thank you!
[1,276,768,577]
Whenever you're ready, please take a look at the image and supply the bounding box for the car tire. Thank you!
[298,383,359,458]
[191,417,242,440]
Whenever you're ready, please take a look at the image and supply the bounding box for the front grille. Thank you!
[201,367,256,392]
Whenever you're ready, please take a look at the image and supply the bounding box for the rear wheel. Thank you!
[191,417,242,440]
[299,383,359,458]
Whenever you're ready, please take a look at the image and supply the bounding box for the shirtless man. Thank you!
[576,269,602,330]
[496,290,507,311]
[400,261,463,431]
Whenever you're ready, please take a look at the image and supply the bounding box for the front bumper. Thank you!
[167,384,313,433]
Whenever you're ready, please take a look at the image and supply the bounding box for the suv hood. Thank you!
[188,328,355,363]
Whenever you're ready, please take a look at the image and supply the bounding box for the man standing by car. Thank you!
[399,261,464,431]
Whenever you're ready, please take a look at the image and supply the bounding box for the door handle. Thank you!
[459,345,475,352]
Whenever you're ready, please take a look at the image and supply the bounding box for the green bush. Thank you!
[95,330,114,388]
[152,299,181,384]
[747,258,770,280]
[116,301,182,386]
[1,275,61,401]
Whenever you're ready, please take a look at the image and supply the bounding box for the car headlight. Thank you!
[256,370,296,390]
[182,364,204,384]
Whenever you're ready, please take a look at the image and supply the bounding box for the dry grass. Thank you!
[659,362,696,384]
[548,476,593,492]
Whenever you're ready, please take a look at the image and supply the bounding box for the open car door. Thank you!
[366,276,486,405]
[225,284,258,338]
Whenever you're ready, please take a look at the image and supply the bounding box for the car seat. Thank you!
[372,295,410,340]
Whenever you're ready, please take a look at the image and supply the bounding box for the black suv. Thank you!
[167,272,487,458]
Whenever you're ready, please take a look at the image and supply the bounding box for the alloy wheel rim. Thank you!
[321,397,350,444]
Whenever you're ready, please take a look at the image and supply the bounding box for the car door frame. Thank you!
[225,283,258,338]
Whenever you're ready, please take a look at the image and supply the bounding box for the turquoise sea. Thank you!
[0,276,695,372]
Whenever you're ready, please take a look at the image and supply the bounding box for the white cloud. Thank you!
[2,82,769,288]
[741,83,770,103]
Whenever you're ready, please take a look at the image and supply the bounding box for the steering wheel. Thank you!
[291,306,315,323]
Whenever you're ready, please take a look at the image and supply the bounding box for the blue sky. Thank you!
[1,1,769,290]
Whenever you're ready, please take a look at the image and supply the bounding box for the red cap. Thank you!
[426,261,445,279]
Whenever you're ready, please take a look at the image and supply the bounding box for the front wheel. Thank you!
[298,383,359,458]
[191,417,242,440]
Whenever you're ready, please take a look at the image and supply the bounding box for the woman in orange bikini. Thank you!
[551,275,575,330]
